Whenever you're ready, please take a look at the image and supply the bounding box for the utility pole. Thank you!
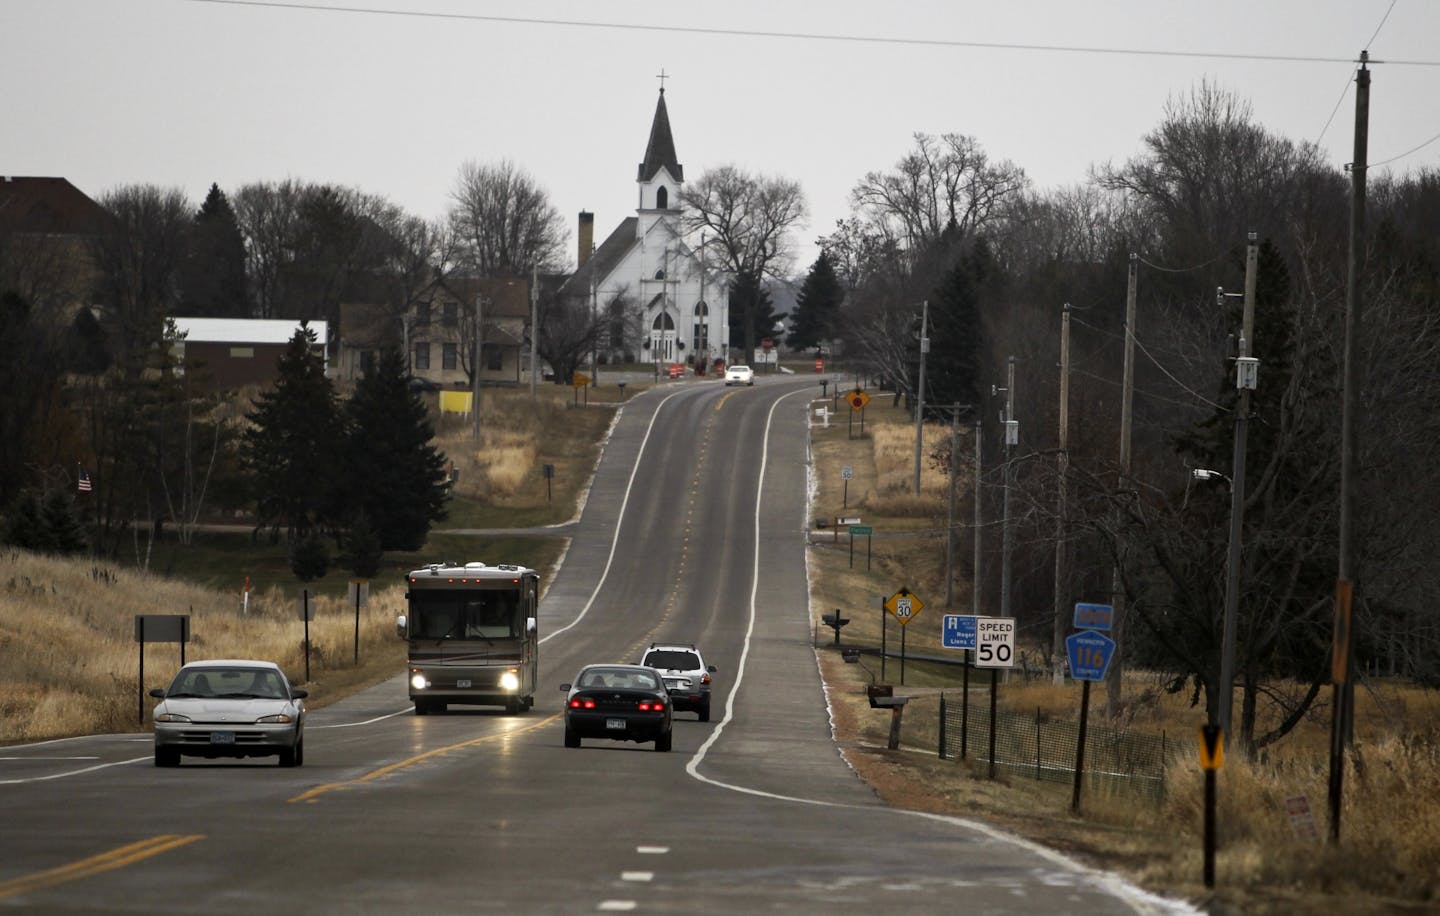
[529,266,538,401]
[913,299,930,495]
[1000,356,1016,620]
[946,404,960,607]
[1331,49,1370,844]
[471,291,484,441]
[1218,234,1259,746]
[1052,304,1072,683]
[1106,254,1137,718]
[973,419,983,615]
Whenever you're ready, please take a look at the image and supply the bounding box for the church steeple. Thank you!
[637,88,683,183]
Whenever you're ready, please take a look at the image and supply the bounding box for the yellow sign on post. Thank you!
[847,389,871,412]
[884,586,924,626]
[572,371,591,388]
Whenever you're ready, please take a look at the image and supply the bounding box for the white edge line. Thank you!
[540,388,688,645]
[680,386,1201,916]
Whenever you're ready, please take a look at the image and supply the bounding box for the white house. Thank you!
[561,89,730,372]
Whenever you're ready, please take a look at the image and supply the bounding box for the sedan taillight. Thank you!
[638,700,665,712]
[569,698,596,709]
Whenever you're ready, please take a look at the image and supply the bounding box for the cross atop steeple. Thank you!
[656,68,668,94]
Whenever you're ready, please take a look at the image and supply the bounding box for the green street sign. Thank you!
[849,525,873,536]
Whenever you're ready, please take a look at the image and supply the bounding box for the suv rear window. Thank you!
[645,650,700,670]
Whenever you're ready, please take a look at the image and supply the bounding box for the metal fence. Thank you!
[938,693,1169,800]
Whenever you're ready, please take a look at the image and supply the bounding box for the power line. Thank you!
[188,0,1440,66]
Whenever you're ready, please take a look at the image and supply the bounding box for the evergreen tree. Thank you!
[242,325,344,540]
[728,270,779,359]
[788,251,844,352]
[920,239,989,414]
[179,184,248,317]
[338,509,384,579]
[40,490,89,555]
[343,346,449,551]
[1,491,47,551]
[290,532,330,582]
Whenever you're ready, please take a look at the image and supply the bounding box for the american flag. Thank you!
[77,469,92,493]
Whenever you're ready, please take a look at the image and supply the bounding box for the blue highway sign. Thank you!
[1066,630,1117,681]
[942,614,977,650]
[1073,602,1114,631]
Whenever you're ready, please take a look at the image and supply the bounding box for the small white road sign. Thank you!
[974,616,1015,668]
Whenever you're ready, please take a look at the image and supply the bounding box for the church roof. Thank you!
[561,217,638,297]
[636,91,683,183]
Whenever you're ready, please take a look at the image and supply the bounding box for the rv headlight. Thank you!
[410,673,429,690]
[499,671,520,691]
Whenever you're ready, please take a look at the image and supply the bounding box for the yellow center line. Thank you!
[289,713,562,804]
[0,834,205,899]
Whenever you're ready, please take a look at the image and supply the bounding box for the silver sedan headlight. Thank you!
[154,712,190,723]
[256,713,296,724]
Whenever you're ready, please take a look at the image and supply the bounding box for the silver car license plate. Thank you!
[210,731,235,745]
[457,679,472,688]
[606,718,626,730]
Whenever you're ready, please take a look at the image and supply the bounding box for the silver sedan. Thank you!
[150,659,307,767]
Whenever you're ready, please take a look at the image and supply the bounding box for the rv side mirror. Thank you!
[526,617,537,635]
[395,614,408,639]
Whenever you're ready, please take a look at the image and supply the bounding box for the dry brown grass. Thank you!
[0,549,404,743]
[433,386,616,514]
[808,395,1440,913]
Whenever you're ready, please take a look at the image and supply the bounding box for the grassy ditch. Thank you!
[805,389,1440,914]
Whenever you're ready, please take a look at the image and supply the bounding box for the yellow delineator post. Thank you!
[1200,723,1224,888]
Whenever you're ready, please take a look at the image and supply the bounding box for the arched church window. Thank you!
[656,186,668,209]
[651,312,675,331]
[655,268,666,280]
[693,301,708,317]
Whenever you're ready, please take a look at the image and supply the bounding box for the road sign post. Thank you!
[886,587,925,684]
[972,616,1014,778]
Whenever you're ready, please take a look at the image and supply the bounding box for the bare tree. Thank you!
[679,166,807,360]
[89,184,193,370]
[233,179,304,319]
[448,160,568,277]
[851,132,1028,268]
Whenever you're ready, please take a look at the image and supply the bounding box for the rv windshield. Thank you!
[410,588,523,640]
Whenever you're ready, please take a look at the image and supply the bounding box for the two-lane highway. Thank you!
[0,374,1193,914]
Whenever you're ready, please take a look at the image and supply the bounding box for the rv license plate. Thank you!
[210,731,235,745]
[457,679,472,688]
[606,718,626,730]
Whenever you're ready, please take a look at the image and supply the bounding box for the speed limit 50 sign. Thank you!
[974,616,1016,668]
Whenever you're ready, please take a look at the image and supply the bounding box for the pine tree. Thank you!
[920,240,989,414]
[1,491,47,551]
[788,251,844,352]
[728,271,779,359]
[179,184,248,317]
[242,325,344,540]
[40,490,89,555]
[343,346,449,551]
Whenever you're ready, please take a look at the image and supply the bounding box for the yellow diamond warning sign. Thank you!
[884,586,924,626]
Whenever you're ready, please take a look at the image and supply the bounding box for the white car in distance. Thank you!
[724,365,754,386]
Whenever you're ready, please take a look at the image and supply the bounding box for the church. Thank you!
[561,88,730,373]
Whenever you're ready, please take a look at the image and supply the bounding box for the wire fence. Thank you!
[938,693,1169,800]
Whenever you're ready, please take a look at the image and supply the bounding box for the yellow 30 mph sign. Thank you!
[884,587,924,626]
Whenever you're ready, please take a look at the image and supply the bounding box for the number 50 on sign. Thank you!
[974,616,1015,668]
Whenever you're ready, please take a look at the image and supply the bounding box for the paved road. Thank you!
[0,374,1195,914]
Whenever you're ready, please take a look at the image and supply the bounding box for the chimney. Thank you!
[577,211,594,268]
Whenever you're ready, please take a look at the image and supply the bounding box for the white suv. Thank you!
[640,643,717,721]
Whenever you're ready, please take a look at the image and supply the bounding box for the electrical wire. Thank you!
[187,0,1440,66]
[1069,315,1227,412]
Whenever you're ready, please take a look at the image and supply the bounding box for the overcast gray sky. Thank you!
[5,0,1438,275]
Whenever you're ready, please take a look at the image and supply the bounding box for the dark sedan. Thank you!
[560,664,673,752]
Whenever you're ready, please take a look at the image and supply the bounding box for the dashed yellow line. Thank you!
[0,834,204,899]
[289,714,562,804]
